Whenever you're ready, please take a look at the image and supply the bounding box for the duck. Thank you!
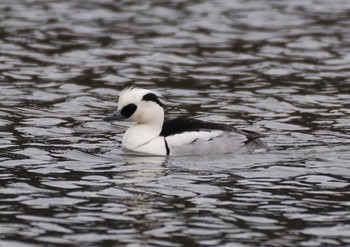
[103,87,270,156]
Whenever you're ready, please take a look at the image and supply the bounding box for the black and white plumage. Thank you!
[103,87,269,156]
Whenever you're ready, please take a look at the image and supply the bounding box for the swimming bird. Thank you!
[103,87,269,156]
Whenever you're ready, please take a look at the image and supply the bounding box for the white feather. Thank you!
[166,130,247,156]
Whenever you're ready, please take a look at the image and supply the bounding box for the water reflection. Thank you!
[1,0,350,246]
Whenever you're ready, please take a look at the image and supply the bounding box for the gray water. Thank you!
[1,0,350,246]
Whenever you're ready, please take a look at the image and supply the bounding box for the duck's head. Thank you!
[103,87,164,124]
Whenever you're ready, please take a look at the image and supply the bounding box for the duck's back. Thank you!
[161,118,269,156]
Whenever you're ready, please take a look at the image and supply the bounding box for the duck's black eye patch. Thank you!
[142,93,164,107]
[121,103,137,118]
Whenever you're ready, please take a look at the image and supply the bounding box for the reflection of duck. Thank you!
[104,87,269,156]
[105,149,167,165]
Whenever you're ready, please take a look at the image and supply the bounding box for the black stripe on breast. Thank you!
[164,138,170,155]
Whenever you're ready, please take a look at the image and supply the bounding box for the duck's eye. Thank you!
[121,104,137,118]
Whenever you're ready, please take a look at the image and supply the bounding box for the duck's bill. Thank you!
[103,110,125,121]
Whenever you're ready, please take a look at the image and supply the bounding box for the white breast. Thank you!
[121,124,167,156]
[122,136,167,156]
[165,130,247,156]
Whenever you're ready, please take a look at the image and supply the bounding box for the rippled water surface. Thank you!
[1,0,350,246]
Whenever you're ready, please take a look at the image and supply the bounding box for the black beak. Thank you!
[103,110,125,122]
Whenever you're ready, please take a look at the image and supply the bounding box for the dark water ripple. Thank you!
[1,0,350,246]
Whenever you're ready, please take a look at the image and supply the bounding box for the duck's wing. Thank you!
[161,118,266,141]
[165,130,248,156]
[161,118,269,156]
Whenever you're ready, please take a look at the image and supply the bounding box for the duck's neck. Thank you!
[122,119,164,149]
